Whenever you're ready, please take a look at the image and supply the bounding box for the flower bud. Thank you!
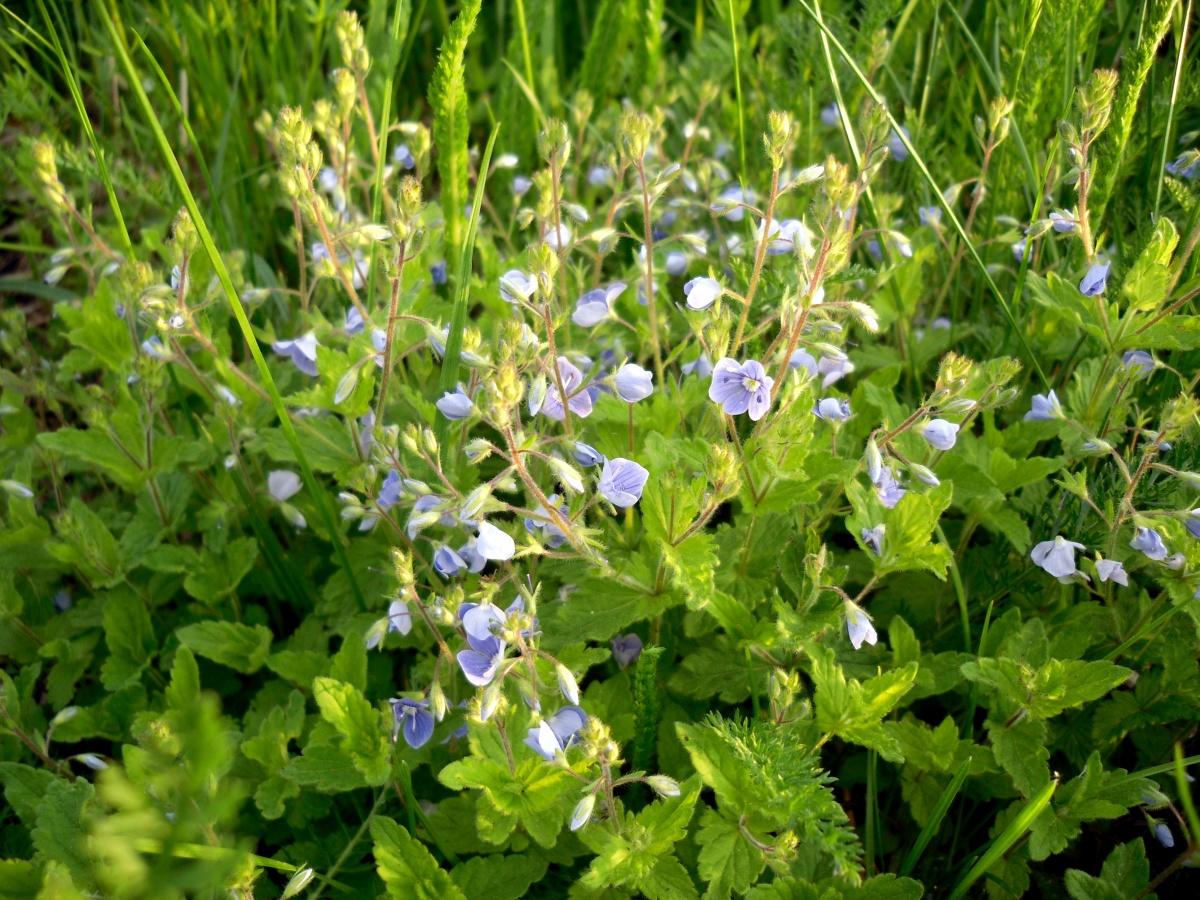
[645,775,681,798]
[556,663,580,705]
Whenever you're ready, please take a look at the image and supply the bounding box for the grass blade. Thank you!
[97,1,366,610]
[436,123,501,449]
[900,756,973,876]
[1153,0,1192,216]
[796,0,1048,387]
[948,776,1058,900]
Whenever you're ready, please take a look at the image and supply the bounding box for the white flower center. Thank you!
[742,376,761,392]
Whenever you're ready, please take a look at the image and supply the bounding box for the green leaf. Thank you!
[811,650,918,762]
[963,658,1131,719]
[541,576,678,646]
[371,816,465,900]
[176,621,272,674]
[101,587,156,689]
[282,742,369,793]
[1065,839,1150,900]
[182,537,258,603]
[31,778,94,887]
[450,854,548,900]
[988,717,1051,796]
[49,499,125,589]
[0,859,43,897]
[311,677,390,785]
[696,808,766,899]
[37,428,144,491]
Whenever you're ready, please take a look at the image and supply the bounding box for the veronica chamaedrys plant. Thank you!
[10,6,1200,897]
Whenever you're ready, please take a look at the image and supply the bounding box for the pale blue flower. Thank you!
[1012,239,1027,263]
[268,470,302,503]
[571,282,626,327]
[873,466,906,508]
[1079,261,1111,296]
[476,522,516,561]
[888,127,910,162]
[456,603,508,686]
[345,307,366,335]
[524,706,587,761]
[845,602,877,649]
[434,545,467,578]
[1024,390,1064,421]
[922,419,960,451]
[666,251,688,276]
[598,458,649,508]
[789,349,818,375]
[542,356,594,421]
[500,269,537,304]
[611,633,643,668]
[817,353,855,387]
[1031,536,1085,578]
[820,102,840,127]
[1049,210,1076,233]
[525,494,568,549]
[573,442,606,468]
[713,185,755,222]
[918,206,942,227]
[615,363,654,402]
[1095,559,1128,586]
[389,699,434,748]
[587,165,612,187]
[1121,350,1154,375]
[1186,510,1200,540]
[430,261,448,285]
[272,332,319,376]
[862,525,885,556]
[684,276,722,310]
[813,397,851,422]
[512,174,532,196]
[436,388,473,420]
[1153,822,1174,849]
[682,353,713,378]
[393,144,415,169]
[710,358,773,420]
[1130,527,1168,561]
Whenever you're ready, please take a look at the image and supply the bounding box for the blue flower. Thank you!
[709,358,774,420]
[524,706,588,761]
[272,332,319,376]
[1079,261,1111,296]
[476,521,516,561]
[500,269,537,304]
[615,363,654,402]
[763,218,814,257]
[1166,153,1199,179]
[587,165,612,187]
[845,602,878,649]
[684,276,722,310]
[817,353,855,387]
[345,307,366,335]
[872,466,906,509]
[1095,559,1128,586]
[456,603,509,686]
[389,698,434,749]
[598,458,649,508]
[921,419,960,451]
[525,494,568,548]
[665,251,688,276]
[713,185,755,222]
[789,349,817,375]
[820,102,840,127]
[393,144,415,170]
[512,174,533,197]
[682,353,713,378]
[542,357,594,421]
[1153,822,1175,849]
[1049,210,1076,233]
[436,388,473,420]
[611,633,643,669]
[571,282,626,327]
[813,397,851,422]
[1121,350,1154,376]
[1130,526,1168,560]
[918,206,942,227]
[1031,536,1085,578]
[861,524,885,556]
[1012,239,1027,263]
[888,127,910,162]
[430,260,448,285]
[1024,390,1064,421]
[434,545,467,578]
[573,442,606,467]
[1186,510,1200,540]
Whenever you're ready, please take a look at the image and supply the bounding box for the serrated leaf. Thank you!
[283,742,369,793]
[101,587,156,689]
[371,815,465,899]
[311,677,390,785]
[31,778,93,886]
[176,621,272,674]
[450,853,547,900]
[696,808,765,899]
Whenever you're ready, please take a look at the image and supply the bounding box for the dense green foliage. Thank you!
[2,0,1200,897]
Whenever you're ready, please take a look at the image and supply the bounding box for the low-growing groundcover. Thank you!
[3,0,1200,896]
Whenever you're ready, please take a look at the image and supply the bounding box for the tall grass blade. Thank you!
[796,0,1048,387]
[1153,0,1192,216]
[97,1,367,610]
[899,756,972,876]
[436,123,500,450]
[948,777,1058,900]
